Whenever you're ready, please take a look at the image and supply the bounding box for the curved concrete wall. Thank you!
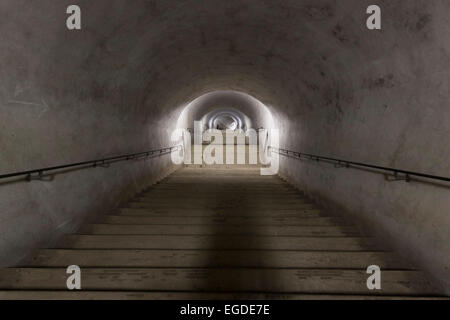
[0,0,448,292]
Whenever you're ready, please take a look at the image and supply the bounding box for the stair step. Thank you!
[164,174,284,178]
[167,176,278,180]
[185,164,262,168]
[136,198,310,204]
[1,291,446,300]
[102,215,341,226]
[3,164,441,298]
[81,224,360,236]
[138,194,306,199]
[148,188,296,192]
[157,183,289,187]
[146,185,297,190]
[29,249,409,269]
[148,184,295,188]
[143,190,301,195]
[118,208,325,218]
[59,235,381,250]
[0,268,439,296]
[171,171,265,176]
[127,202,316,210]
[156,179,289,183]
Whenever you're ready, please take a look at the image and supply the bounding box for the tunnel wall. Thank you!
[0,1,180,266]
[277,1,450,293]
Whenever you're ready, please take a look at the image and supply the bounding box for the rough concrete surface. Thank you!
[0,0,448,294]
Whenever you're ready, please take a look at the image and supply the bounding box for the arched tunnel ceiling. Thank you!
[1,0,448,173]
[68,0,437,114]
[2,0,419,116]
[84,0,351,116]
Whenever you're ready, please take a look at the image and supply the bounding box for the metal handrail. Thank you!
[269,146,450,183]
[0,145,182,182]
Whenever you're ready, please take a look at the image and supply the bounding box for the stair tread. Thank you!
[103,216,342,224]
[81,224,360,236]
[29,249,409,269]
[102,215,338,226]
[127,203,317,209]
[4,165,441,298]
[0,268,439,295]
[118,208,325,217]
[1,291,447,300]
[58,235,381,250]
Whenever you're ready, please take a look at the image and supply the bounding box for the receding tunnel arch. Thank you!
[175,90,276,133]
[209,112,241,130]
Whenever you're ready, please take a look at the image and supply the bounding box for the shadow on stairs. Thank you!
[0,165,446,300]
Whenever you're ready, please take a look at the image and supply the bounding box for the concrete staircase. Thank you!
[0,165,444,299]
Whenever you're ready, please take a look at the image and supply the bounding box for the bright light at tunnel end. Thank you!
[170,121,279,175]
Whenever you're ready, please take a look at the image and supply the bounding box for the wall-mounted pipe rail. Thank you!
[269,146,450,183]
[0,145,182,182]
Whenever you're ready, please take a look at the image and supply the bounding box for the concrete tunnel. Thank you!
[0,0,449,299]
